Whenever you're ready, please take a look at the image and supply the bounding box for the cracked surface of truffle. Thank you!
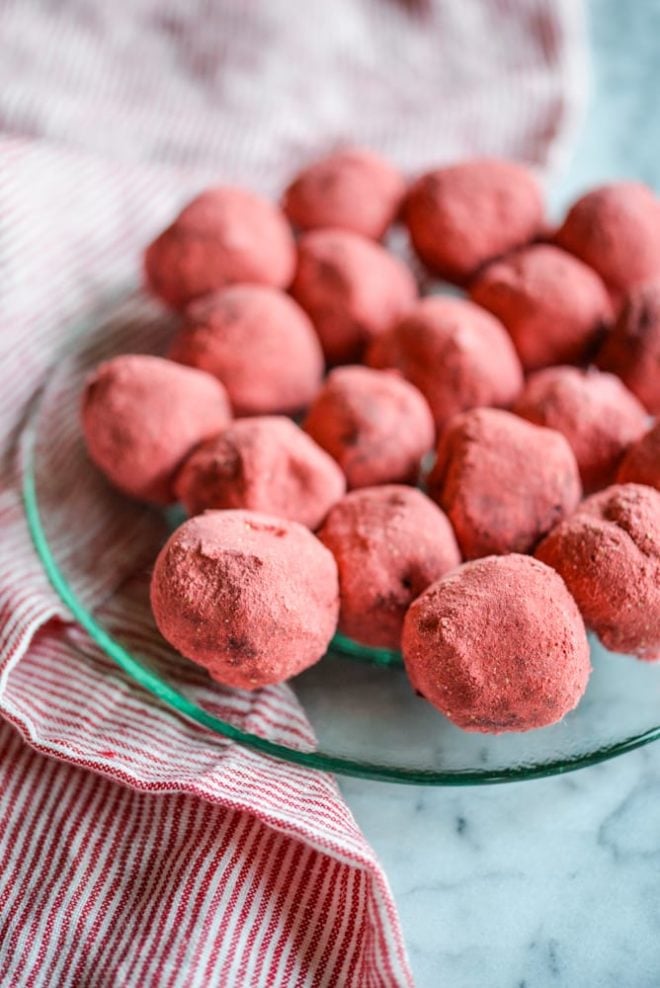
[596,279,660,415]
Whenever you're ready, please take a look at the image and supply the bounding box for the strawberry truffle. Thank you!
[174,416,346,528]
[82,354,231,504]
[402,554,590,733]
[428,408,582,559]
[282,147,405,240]
[317,486,460,650]
[403,158,544,283]
[168,285,323,416]
[150,510,339,689]
[290,229,417,364]
[617,423,660,490]
[554,182,660,300]
[536,484,660,661]
[513,366,648,492]
[596,279,660,414]
[144,187,295,309]
[470,244,612,371]
[365,296,523,431]
[304,365,434,489]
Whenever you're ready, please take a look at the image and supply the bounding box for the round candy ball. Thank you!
[150,510,340,689]
[402,554,590,733]
[617,423,660,490]
[144,187,295,309]
[82,354,231,504]
[168,285,323,416]
[536,484,660,661]
[428,408,582,559]
[513,366,648,492]
[596,279,660,415]
[304,365,434,490]
[290,229,417,364]
[403,158,544,284]
[365,296,523,431]
[282,147,405,240]
[554,182,660,300]
[317,485,460,650]
[470,244,612,371]
[175,416,346,529]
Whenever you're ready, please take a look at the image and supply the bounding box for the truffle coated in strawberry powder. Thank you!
[365,296,523,431]
[282,147,405,240]
[513,365,648,492]
[290,229,417,364]
[169,285,323,416]
[144,186,296,309]
[596,279,660,415]
[174,416,346,529]
[150,510,340,689]
[403,158,544,283]
[554,182,660,300]
[304,365,434,490]
[536,484,660,661]
[617,423,660,490]
[470,244,612,371]
[428,408,582,559]
[81,354,231,504]
[317,485,460,650]
[402,554,591,733]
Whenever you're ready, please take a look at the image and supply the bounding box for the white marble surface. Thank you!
[340,2,660,984]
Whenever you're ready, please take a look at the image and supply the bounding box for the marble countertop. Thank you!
[340,2,660,984]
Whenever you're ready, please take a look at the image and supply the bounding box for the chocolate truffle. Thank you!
[536,484,660,660]
[470,244,612,370]
[554,182,660,300]
[366,296,523,431]
[403,158,544,283]
[402,554,590,733]
[82,354,231,504]
[144,187,295,309]
[175,416,346,528]
[150,510,339,688]
[428,408,582,559]
[290,229,417,364]
[596,279,660,414]
[617,423,660,490]
[317,485,460,649]
[282,147,405,240]
[169,285,323,416]
[304,365,434,489]
[513,366,648,492]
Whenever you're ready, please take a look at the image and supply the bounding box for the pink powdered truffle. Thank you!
[536,484,660,661]
[596,279,660,415]
[365,296,523,431]
[168,285,323,416]
[317,485,460,650]
[403,158,544,283]
[144,187,296,309]
[290,229,417,364]
[82,354,231,504]
[470,244,612,371]
[150,510,339,689]
[402,554,590,733]
[282,147,405,240]
[513,366,648,492]
[304,365,434,489]
[174,416,346,529]
[554,182,660,300]
[428,408,582,559]
[617,423,660,490]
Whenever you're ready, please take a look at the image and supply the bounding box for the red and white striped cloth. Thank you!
[0,2,587,984]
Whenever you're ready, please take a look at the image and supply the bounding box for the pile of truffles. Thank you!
[82,149,660,734]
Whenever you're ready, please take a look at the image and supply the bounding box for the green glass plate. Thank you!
[20,299,660,784]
